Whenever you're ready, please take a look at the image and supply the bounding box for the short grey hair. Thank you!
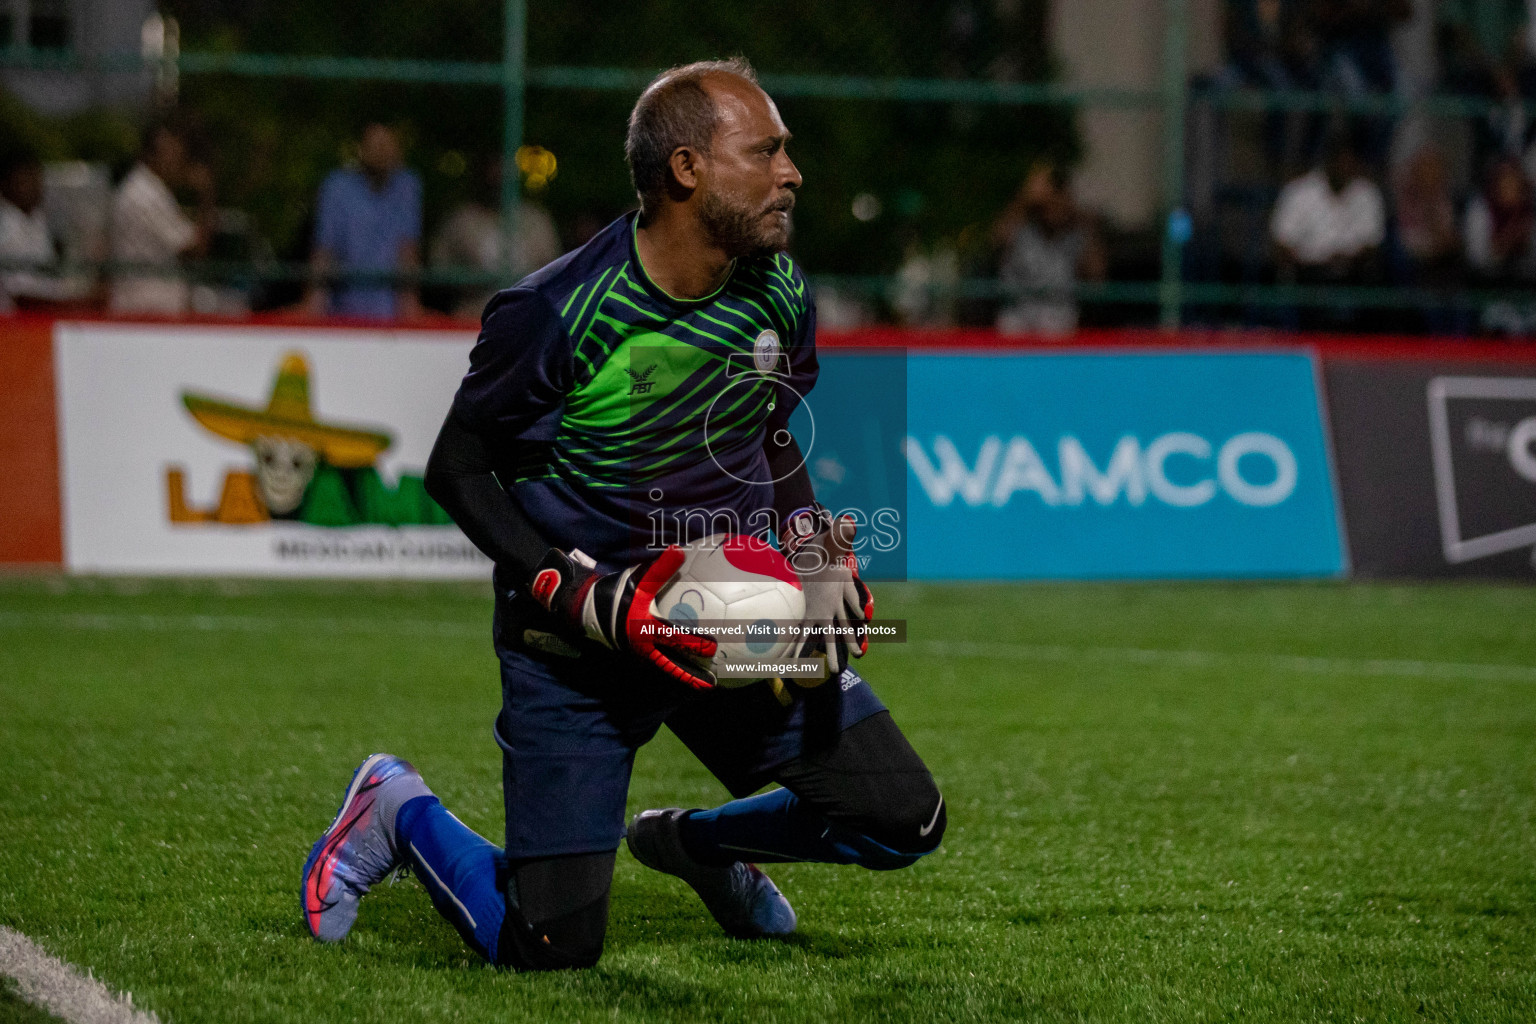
[625,57,759,212]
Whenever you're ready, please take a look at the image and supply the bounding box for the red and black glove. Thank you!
[528,546,718,689]
[782,505,874,679]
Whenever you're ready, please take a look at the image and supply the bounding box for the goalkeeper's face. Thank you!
[697,76,802,258]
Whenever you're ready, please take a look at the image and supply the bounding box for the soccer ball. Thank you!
[651,534,805,687]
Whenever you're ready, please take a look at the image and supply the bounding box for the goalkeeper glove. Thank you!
[528,546,718,689]
[782,504,874,679]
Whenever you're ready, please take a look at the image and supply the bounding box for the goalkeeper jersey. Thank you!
[450,211,819,572]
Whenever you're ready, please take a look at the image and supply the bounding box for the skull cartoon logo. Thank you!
[252,435,318,514]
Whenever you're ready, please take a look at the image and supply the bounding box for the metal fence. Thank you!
[5,0,1534,329]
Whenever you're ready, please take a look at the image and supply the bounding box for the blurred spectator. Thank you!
[108,121,216,315]
[1311,0,1410,94]
[1437,2,1536,170]
[304,122,422,321]
[0,148,91,312]
[428,156,559,319]
[1271,137,1385,285]
[1310,0,1411,165]
[1393,144,1461,281]
[1215,0,1321,170]
[1464,156,1536,282]
[1479,63,1536,164]
[890,232,960,327]
[1220,0,1319,91]
[1394,144,1465,333]
[992,164,1106,337]
[1438,0,1532,92]
[810,282,874,329]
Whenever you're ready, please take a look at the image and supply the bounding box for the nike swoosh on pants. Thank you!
[919,796,943,837]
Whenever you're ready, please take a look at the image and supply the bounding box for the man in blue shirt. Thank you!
[304,122,423,320]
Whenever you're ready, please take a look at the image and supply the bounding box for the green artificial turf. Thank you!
[0,980,64,1024]
[1,576,1533,1023]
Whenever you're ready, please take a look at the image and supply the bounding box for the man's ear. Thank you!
[667,145,702,193]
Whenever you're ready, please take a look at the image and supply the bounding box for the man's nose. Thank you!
[778,154,802,190]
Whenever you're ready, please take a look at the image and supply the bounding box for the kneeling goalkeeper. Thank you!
[299,57,944,970]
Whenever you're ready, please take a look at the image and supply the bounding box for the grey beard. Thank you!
[700,189,789,258]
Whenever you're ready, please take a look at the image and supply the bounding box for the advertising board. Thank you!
[0,321,62,564]
[1326,358,1536,578]
[787,349,908,581]
[55,323,490,577]
[902,352,1347,579]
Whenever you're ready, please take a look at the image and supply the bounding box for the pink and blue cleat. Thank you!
[300,753,431,942]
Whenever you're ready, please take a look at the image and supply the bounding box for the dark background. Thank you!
[154,0,1077,279]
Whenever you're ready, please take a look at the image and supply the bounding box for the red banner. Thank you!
[0,319,63,564]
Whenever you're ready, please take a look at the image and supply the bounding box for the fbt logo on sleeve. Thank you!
[906,431,1299,510]
[903,352,1346,579]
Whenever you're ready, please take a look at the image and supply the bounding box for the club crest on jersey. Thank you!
[626,364,658,395]
[753,330,780,373]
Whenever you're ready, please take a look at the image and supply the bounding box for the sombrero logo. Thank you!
[167,351,452,528]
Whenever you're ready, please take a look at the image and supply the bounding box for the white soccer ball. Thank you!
[651,534,805,687]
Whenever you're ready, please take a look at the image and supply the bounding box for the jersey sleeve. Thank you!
[450,286,573,443]
[767,259,819,432]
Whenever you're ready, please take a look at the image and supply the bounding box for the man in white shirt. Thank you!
[428,156,561,319]
[993,165,1106,337]
[0,150,89,312]
[109,123,215,315]
[1271,139,1386,280]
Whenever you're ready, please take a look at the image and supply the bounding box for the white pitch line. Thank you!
[2,609,1533,685]
[0,927,159,1024]
[916,640,1536,685]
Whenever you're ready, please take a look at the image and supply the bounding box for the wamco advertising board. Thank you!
[1326,358,1536,579]
[902,352,1347,579]
[55,324,490,577]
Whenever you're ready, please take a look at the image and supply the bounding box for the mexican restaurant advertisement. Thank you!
[55,324,489,577]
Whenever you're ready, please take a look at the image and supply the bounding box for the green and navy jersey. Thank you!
[451,212,818,571]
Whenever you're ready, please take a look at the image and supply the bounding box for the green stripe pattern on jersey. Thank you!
[538,250,809,489]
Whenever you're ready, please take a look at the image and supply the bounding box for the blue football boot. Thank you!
[301,753,431,942]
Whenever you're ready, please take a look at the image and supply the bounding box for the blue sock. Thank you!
[678,788,857,865]
[395,795,507,962]
[678,788,934,871]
